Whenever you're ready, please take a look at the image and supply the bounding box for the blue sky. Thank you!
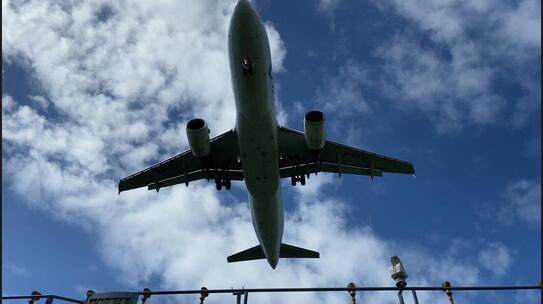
[2,0,541,304]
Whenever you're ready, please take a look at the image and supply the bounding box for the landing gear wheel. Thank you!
[300,175,306,186]
[215,179,223,191]
[225,179,231,190]
[291,176,296,186]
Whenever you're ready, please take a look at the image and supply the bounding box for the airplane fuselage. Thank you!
[228,0,283,268]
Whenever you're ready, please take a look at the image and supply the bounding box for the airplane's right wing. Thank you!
[277,126,415,178]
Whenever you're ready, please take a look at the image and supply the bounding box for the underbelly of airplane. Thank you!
[237,111,279,196]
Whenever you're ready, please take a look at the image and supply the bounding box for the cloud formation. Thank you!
[478,242,512,276]
[2,1,531,303]
[498,179,541,228]
[373,0,541,132]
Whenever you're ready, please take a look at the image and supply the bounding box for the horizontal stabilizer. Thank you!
[227,245,266,263]
[280,243,319,259]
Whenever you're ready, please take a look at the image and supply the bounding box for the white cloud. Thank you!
[498,179,541,228]
[478,242,512,276]
[318,0,342,13]
[264,22,287,72]
[315,60,372,117]
[28,95,49,110]
[2,94,16,113]
[499,0,541,48]
[372,0,540,132]
[4,263,29,277]
[375,0,540,48]
[376,37,505,133]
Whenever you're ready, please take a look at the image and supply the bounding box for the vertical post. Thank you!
[411,289,420,304]
[397,290,405,304]
[243,291,248,304]
[347,282,357,304]
[442,281,455,304]
[390,256,408,304]
[29,291,41,304]
[141,288,151,304]
[233,291,244,304]
[199,287,209,304]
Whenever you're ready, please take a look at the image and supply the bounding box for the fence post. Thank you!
[233,291,244,304]
[199,287,209,304]
[28,291,41,304]
[141,288,151,304]
[243,291,248,304]
[441,281,455,304]
[347,282,357,304]
[411,289,420,304]
[397,290,405,304]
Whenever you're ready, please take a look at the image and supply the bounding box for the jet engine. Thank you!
[186,118,210,157]
[304,111,326,150]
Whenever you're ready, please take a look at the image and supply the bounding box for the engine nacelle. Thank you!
[186,118,210,157]
[304,111,326,150]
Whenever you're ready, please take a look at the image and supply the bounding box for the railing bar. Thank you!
[1,296,83,304]
[2,285,540,300]
[135,285,541,295]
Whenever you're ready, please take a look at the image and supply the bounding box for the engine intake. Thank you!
[304,111,326,150]
[186,118,210,157]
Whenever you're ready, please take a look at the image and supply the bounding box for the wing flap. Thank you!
[279,162,383,178]
[147,169,244,191]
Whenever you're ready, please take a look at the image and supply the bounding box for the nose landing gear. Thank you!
[241,56,254,77]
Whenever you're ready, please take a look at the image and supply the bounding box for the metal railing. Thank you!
[3,283,541,304]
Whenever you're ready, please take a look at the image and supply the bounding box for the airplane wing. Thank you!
[118,130,242,193]
[277,126,415,178]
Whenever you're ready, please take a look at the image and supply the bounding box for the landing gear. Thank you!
[215,179,232,191]
[241,56,254,77]
[290,175,306,186]
[225,179,232,190]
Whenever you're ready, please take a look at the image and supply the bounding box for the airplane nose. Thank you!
[268,257,278,269]
[231,0,260,33]
[234,0,253,16]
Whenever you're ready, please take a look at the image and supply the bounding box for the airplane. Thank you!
[118,0,415,269]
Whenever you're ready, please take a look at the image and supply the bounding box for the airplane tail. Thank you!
[227,243,319,263]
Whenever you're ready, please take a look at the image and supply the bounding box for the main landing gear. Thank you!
[215,178,231,191]
[291,175,306,186]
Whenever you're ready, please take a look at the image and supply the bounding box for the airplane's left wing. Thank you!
[118,130,242,193]
[277,126,414,179]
